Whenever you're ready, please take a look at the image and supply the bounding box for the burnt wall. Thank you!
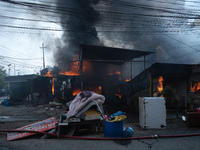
[126,88,150,114]
[124,63,193,111]
[9,81,29,105]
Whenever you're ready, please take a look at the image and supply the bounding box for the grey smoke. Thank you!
[54,0,200,77]
[96,0,200,76]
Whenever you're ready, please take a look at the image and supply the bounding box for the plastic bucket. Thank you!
[104,120,124,138]
[4,99,9,106]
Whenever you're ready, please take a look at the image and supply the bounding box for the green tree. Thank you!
[0,65,7,89]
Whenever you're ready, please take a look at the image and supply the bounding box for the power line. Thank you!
[0,24,63,31]
[0,45,40,59]
[0,59,42,69]
[0,0,200,67]
[1,0,200,19]
[0,13,198,29]
[0,55,42,60]
[0,0,199,28]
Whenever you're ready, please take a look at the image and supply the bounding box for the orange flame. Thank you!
[157,76,164,93]
[114,71,121,75]
[59,61,93,76]
[88,86,102,94]
[95,86,102,94]
[191,82,200,92]
[115,94,122,99]
[125,77,134,82]
[60,61,80,76]
[154,76,164,96]
[52,78,55,95]
[109,71,121,75]
[43,70,54,77]
[115,87,122,99]
[73,88,81,96]
[72,86,102,96]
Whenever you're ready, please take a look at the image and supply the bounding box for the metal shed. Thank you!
[78,44,154,90]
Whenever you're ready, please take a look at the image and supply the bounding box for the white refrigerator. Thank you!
[139,97,167,129]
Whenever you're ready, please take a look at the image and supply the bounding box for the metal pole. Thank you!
[120,64,123,79]
[8,64,11,76]
[14,64,15,76]
[40,43,46,69]
[144,55,146,70]
[149,73,152,97]
[130,61,132,79]
[79,45,83,91]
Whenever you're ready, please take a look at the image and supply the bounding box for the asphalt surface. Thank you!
[1,131,200,150]
[1,105,200,150]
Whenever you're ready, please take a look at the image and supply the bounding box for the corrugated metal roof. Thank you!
[5,75,39,82]
[80,44,154,64]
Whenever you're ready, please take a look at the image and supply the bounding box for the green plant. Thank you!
[157,85,179,109]
[187,92,200,110]
[0,66,7,89]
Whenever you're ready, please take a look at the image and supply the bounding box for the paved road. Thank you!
[1,105,200,150]
[1,134,200,150]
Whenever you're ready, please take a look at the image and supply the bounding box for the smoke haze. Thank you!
[54,0,200,76]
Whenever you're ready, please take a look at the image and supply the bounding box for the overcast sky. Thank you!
[0,0,200,77]
[0,0,62,75]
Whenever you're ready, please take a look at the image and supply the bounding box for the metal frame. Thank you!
[78,44,153,91]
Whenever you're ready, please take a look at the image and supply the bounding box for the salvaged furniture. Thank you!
[56,101,104,138]
[185,110,200,127]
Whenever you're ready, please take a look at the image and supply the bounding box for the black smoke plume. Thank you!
[55,0,100,71]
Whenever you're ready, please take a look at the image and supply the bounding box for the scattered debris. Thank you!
[7,117,58,141]
[40,129,56,139]
[182,116,186,121]
[185,110,200,127]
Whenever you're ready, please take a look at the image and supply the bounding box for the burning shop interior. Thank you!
[125,63,200,113]
[40,44,154,107]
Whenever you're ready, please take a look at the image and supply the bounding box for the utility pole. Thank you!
[40,43,46,69]
[8,64,11,76]
[14,64,15,75]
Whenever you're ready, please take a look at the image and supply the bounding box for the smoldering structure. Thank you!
[47,0,196,105]
[5,1,200,109]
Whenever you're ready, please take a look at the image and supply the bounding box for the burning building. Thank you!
[125,63,200,112]
[42,44,153,106]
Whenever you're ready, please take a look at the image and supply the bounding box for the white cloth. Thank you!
[67,91,105,119]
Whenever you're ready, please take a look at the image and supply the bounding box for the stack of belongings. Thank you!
[61,91,105,123]
[105,111,127,122]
